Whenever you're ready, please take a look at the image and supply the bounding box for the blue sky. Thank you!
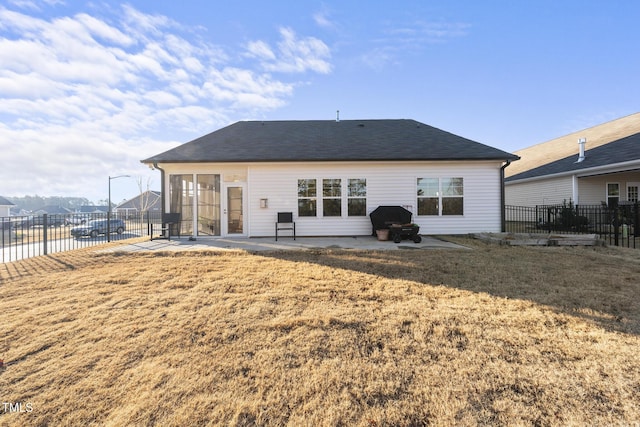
[1,0,638,204]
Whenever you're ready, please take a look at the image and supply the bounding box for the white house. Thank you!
[505,113,640,207]
[0,196,14,217]
[142,119,519,238]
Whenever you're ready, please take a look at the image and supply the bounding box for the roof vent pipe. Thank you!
[336,110,340,122]
[577,137,586,162]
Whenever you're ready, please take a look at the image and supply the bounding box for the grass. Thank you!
[1,237,639,426]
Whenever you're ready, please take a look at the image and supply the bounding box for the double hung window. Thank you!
[417,177,464,216]
[297,178,366,217]
[298,179,317,217]
[348,179,367,216]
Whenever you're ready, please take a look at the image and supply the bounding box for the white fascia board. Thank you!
[506,159,640,185]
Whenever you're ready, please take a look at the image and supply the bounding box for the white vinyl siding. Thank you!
[578,172,640,205]
[505,176,573,207]
[158,161,506,237]
[249,161,504,236]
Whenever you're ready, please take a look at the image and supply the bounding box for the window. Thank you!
[196,174,221,236]
[169,174,194,235]
[627,183,639,203]
[348,179,367,216]
[417,177,464,216]
[323,179,342,216]
[297,177,366,217]
[298,179,317,216]
[441,178,464,215]
[607,183,620,207]
[417,178,439,215]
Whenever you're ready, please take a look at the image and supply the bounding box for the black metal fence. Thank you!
[1,212,161,263]
[506,203,640,249]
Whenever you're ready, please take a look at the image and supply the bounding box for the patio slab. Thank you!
[100,235,468,253]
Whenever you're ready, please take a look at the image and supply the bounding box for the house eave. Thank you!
[506,159,640,185]
[142,157,517,165]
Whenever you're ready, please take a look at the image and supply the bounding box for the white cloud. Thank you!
[246,40,276,61]
[387,21,470,45]
[313,10,334,29]
[359,19,470,70]
[0,4,332,202]
[246,27,332,74]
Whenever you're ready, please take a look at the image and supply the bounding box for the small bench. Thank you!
[151,213,181,241]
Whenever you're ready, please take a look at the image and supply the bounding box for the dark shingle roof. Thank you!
[116,191,161,210]
[506,132,640,182]
[0,196,14,206]
[142,120,518,164]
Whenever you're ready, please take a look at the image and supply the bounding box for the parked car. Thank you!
[70,219,126,238]
[65,214,91,225]
[11,215,64,228]
[31,215,65,227]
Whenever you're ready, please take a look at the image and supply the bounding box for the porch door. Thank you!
[224,184,246,236]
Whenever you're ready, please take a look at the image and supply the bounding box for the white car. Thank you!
[65,214,91,225]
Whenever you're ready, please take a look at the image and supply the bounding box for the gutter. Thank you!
[152,162,166,216]
[500,160,512,232]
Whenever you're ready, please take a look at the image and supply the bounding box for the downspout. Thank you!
[153,162,166,216]
[500,160,512,232]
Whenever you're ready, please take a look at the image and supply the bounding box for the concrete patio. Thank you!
[101,235,469,253]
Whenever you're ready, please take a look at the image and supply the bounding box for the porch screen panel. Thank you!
[169,174,194,235]
[197,174,221,236]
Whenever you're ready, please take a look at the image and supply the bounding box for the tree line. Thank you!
[7,195,96,212]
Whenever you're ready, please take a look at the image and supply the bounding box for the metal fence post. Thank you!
[43,214,48,255]
[613,206,619,246]
[633,205,640,248]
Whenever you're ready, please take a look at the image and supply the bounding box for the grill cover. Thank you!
[369,206,413,232]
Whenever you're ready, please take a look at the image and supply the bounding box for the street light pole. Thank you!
[108,175,130,242]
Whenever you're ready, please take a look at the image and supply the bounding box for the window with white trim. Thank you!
[627,183,639,203]
[322,179,342,216]
[607,182,620,207]
[298,179,317,216]
[347,179,367,216]
[417,177,464,216]
[297,178,366,217]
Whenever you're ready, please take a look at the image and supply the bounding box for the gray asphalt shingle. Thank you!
[142,119,518,163]
[506,132,640,181]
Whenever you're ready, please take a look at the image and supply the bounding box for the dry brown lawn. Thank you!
[1,237,639,426]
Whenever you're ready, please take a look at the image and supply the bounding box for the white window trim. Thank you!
[416,177,464,217]
[626,182,640,203]
[298,177,367,218]
[606,182,620,205]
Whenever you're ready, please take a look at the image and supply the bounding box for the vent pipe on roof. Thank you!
[577,137,586,162]
[336,110,340,122]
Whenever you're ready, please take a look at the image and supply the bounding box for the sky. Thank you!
[1,0,639,205]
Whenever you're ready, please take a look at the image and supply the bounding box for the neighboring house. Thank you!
[0,196,14,217]
[505,113,640,207]
[34,205,73,215]
[79,205,109,214]
[142,119,519,238]
[115,190,162,217]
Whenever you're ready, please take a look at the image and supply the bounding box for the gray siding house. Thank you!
[142,119,519,238]
[505,114,640,207]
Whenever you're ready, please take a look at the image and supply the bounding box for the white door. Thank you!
[223,184,246,236]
